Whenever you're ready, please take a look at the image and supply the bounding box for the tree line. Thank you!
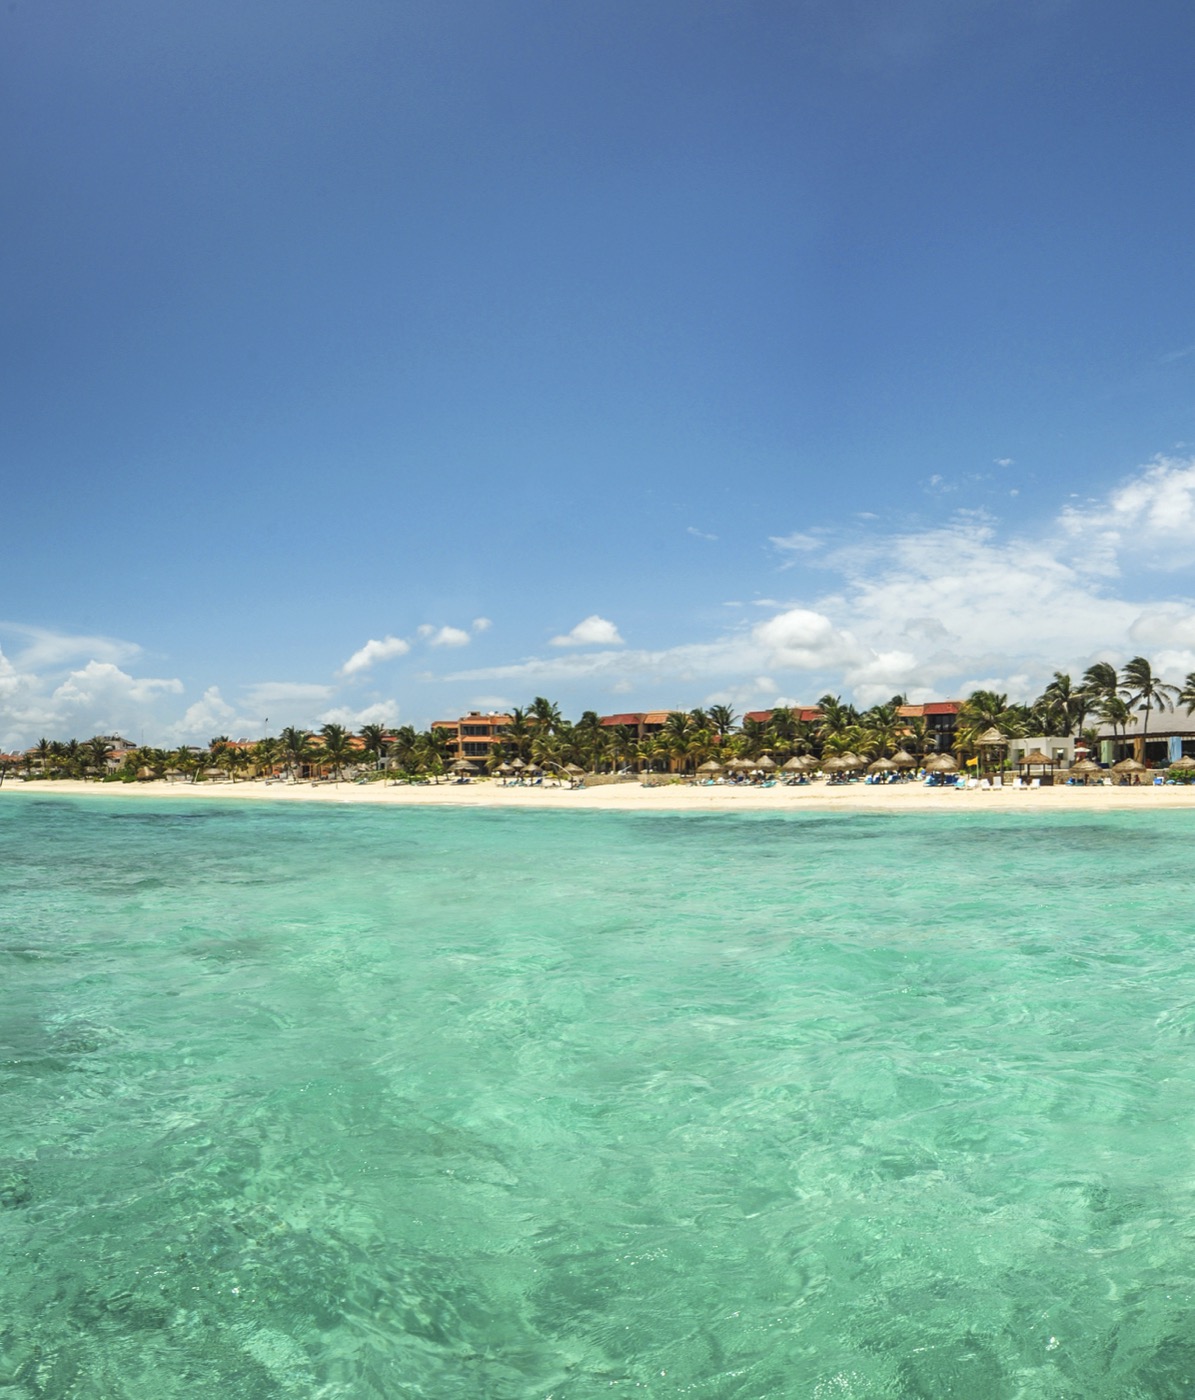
[5,655,1192,783]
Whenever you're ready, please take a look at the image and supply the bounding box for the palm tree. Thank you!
[387,725,418,775]
[279,726,313,782]
[1119,656,1179,762]
[1179,671,1195,718]
[250,736,281,779]
[529,697,563,734]
[1081,661,1120,705]
[607,724,638,773]
[707,704,738,741]
[1037,672,1091,738]
[502,708,533,761]
[85,736,112,780]
[661,712,694,772]
[1097,696,1137,760]
[319,723,354,781]
[816,694,857,741]
[358,723,389,770]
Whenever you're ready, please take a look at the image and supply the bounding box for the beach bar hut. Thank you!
[1017,749,1058,785]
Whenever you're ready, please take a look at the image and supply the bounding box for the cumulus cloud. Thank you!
[165,686,241,744]
[340,636,411,676]
[472,617,492,633]
[317,700,401,728]
[427,626,470,648]
[550,615,625,648]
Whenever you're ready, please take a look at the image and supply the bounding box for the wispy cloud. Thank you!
[686,526,718,542]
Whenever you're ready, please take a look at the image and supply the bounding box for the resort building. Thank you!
[431,712,511,764]
[1095,714,1195,767]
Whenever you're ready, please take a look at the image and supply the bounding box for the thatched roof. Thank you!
[1169,755,1195,771]
[977,727,1008,745]
[1017,750,1056,766]
[1112,757,1147,773]
[755,755,777,770]
[925,754,958,772]
[891,749,917,767]
[868,757,897,772]
[697,759,723,773]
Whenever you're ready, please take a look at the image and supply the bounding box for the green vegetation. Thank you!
[5,655,1194,784]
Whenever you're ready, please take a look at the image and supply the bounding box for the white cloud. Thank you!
[446,455,1195,708]
[550,615,625,648]
[427,626,470,648]
[687,526,718,542]
[1060,455,1195,572]
[0,623,143,671]
[750,608,853,670]
[165,686,240,744]
[317,700,401,728]
[340,636,411,676]
[52,661,183,710]
[769,532,823,559]
[995,458,1014,467]
[471,617,492,633]
[243,681,334,709]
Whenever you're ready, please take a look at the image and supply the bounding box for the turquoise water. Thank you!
[2,798,1195,1398]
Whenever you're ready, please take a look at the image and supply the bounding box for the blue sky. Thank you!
[4,0,1195,746]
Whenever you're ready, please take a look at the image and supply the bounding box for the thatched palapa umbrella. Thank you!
[868,756,897,774]
[451,758,478,773]
[1068,758,1101,785]
[1112,756,1147,784]
[924,753,958,774]
[697,759,724,775]
[891,749,916,769]
[755,755,777,772]
[781,756,804,772]
[1168,755,1195,772]
[839,752,865,771]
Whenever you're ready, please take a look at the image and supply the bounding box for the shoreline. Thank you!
[3,776,1195,814]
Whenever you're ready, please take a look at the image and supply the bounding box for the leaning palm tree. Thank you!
[1119,656,1179,761]
[1179,672,1195,718]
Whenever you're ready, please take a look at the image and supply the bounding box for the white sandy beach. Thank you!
[3,776,1195,814]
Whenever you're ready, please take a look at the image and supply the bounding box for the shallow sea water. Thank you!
[2,796,1195,1398]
